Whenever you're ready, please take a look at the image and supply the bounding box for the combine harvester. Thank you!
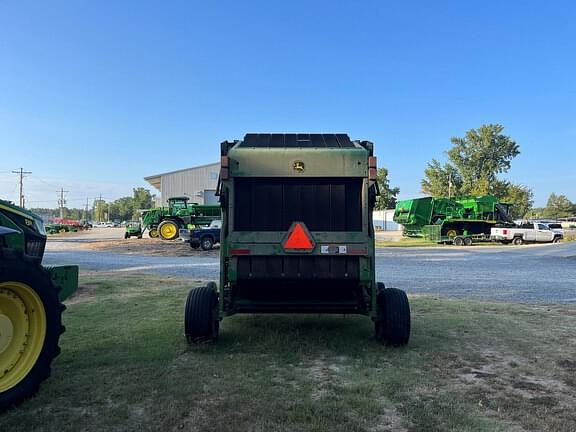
[140,196,220,240]
[393,195,514,245]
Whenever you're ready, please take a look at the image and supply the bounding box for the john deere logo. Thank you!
[293,161,305,172]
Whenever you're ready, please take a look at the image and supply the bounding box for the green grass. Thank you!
[2,274,576,431]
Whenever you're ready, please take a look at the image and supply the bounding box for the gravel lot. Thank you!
[44,228,576,303]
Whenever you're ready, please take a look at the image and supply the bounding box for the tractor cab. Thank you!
[167,197,190,214]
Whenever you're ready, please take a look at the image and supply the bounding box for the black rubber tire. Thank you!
[512,236,523,246]
[453,237,464,246]
[124,233,129,239]
[553,236,561,244]
[190,242,200,250]
[0,263,65,411]
[184,283,219,343]
[148,228,158,239]
[463,237,473,247]
[158,220,180,241]
[137,234,142,239]
[374,283,410,346]
[200,236,214,251]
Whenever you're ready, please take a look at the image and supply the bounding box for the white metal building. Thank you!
[144,163,220,206]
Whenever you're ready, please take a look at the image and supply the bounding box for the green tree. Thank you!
[375,167,400,210]
[92,199,107,222]
[421,159,463,197]
[447,124,520,196]
[499,182,534,219]
[421,124,532,217]
[132,187,153,218]
[543,193,574,219]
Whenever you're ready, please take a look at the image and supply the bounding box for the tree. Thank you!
[375,167,400,210]
[543,193,574,219]
[499,182,534,219]
[421,124,533,217]
[132,188,153,218]
[447,124,520,196]
[421,159,463,197]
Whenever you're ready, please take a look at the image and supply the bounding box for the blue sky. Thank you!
[1,1,575,208]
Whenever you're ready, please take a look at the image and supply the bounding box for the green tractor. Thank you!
[184,134,411,346]
[124,221,143,239]
[141,197,220,240]
[0,199,78,410]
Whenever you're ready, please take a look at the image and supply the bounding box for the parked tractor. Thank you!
[393,195,514,243]
[141,197,220,240]
[0,199,78,410]
[184,133,411,346]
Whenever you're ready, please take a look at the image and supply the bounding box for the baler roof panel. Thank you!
[241,133,355,149]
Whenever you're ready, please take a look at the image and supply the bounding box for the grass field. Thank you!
[2,273,576,432]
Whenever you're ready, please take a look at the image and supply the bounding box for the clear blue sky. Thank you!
[1,1,575,208]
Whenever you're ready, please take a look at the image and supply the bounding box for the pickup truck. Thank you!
[491,222,563,245]
[179,219,221,250]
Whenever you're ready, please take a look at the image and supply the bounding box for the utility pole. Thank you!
[84,198,90,224]
[98,194,103,222]
[12,168,32,208]
[57,188,69,219]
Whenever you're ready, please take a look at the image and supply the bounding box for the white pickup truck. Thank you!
[491,222,563,245]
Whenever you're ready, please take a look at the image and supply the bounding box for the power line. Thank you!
[11,168,32,207]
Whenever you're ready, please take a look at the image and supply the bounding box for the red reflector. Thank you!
[283,222,315,251]
[221,155,229,168]
[368,156,377,168]
[502,230,508,235]
[348,249,368,255]
[230,249,250,255]
[369,167,377,180]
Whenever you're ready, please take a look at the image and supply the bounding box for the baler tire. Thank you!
[0,264,65,411]
[463,237,473,247]
[158,220,180,241]
[184,283,219,344]
[453,237,464,246]
[375,287,410,346]
[512,237,523,246]
[200,236,214,251]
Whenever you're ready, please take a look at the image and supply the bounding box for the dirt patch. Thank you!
[83,237,218,257]
[66,282,99,304]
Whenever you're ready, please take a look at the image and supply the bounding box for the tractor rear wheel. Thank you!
[184,283,219,343]
[158,220,179,240]
[375,283,410,346]
[148,228,159,238]
[0,264,65,411]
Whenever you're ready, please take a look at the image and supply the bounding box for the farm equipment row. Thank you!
[393,195,515,244]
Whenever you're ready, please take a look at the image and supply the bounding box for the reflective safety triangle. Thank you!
[283,222,314,250]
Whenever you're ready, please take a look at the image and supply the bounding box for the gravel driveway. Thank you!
[44,232,576,303]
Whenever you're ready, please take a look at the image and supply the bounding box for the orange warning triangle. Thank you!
[284,223,314,250]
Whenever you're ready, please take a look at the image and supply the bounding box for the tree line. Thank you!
[31,188,155,223]
[376,124,574,220]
